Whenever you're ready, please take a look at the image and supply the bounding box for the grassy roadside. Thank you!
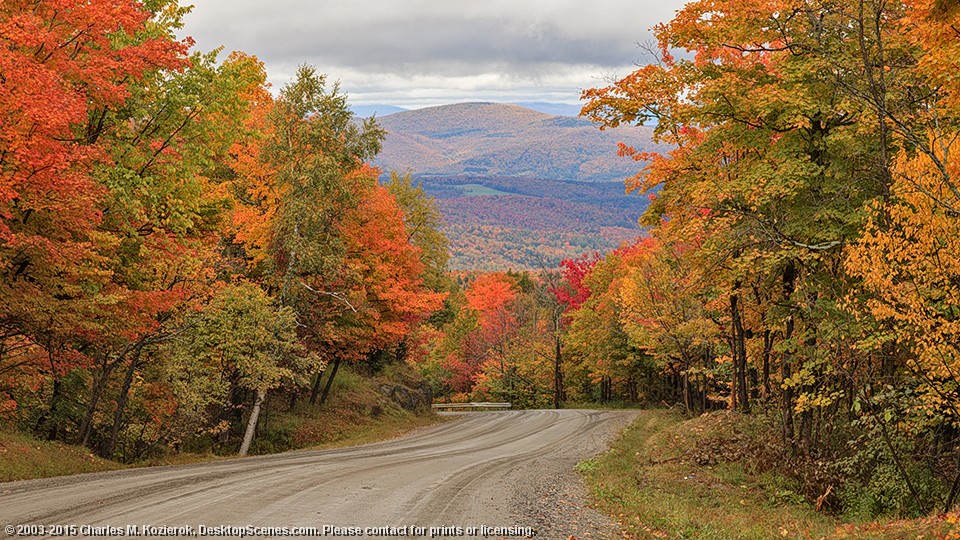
[0,430,126,482]
[580,409,959,540]
[0,366,448,483]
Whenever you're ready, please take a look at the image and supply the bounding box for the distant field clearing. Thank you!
[456,184,512,196]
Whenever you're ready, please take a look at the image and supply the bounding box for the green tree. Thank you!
[168,283,314,456]
[385,172,450,293]
[228,66,387,406]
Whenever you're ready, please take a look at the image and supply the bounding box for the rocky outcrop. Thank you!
[379,381,432,413]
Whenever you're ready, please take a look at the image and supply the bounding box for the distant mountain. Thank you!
[509,101,583,117]
[353,102,582,119]
[372,102,663,183]
[361,102,655,269]
[350,104,408,118]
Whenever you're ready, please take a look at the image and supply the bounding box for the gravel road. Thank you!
[1,409,637,540]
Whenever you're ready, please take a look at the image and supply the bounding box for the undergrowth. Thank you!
[581,409,960,539]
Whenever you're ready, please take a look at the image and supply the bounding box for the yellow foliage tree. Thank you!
[847,132,960,427]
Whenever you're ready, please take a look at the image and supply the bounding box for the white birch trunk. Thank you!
[239,388,266,457]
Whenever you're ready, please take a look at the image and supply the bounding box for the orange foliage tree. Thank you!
[0,0,195,446]
[572,0,960,516]
[303,171,446,405]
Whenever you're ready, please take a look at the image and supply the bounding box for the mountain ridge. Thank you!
[351,101,584,119]
[371,102,663,183]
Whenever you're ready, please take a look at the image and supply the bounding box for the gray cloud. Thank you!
[182,0,687,107]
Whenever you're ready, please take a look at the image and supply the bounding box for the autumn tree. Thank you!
[846,132,960,510]
[559,243,657,405]
[84,49,268,459]
[0,0,445,465]
[573,0,960,516]
[229,66,384,403]
[417,270,574,408]
[459,273,519,400]
[0,0,217,448]
[546,252,602,406]
[580,0,935,441]
[164,283,312,456]
[304,171,446,405]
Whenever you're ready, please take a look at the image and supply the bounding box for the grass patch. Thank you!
[581,410,959,539]
[0,430,125,482]
[307,413,449,451]
[564,400,641,410]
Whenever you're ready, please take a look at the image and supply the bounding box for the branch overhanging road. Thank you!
[1,410,638,540]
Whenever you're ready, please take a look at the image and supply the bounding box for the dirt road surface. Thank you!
[1,410,637,540]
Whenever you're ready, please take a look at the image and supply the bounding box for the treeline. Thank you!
[414,270,567,409]
[574,0,960,519]
[444,224,634,271]
[0,0,448,460]
[416,175,640,211]
[411,175,644,270]
[416,0,960,521]
[440,196,635,232]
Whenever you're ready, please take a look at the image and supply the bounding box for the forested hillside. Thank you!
[417,176,643,269]
[372,102,665,182]
[370,105,658,269]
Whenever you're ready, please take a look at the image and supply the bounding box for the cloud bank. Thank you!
[183,0,687,108]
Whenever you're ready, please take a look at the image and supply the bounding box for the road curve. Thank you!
[1,410,637,540]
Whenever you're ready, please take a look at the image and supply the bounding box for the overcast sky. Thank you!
[182,1,688,110]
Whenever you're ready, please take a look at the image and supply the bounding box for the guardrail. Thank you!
[431,402,512,410]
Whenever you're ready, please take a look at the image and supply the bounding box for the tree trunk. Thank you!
[308,367,326,405]
[239,388,266,457]
[105,346,144,460]
[729,335,738,411]
[781,262,797,445]
[79,374,107,447]
[761,330,773,399]
[44,377,63,441]
[37,349,63,441]
[553,335,563,409]
[876,411,927,514]
[319,356,342,405]
[701,372,708,412]
[289,389,299,411]
[730,289,750,412]
[79,352,124,447]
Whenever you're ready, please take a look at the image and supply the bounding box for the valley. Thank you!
[369,103,657,269]
[415,175,643,269]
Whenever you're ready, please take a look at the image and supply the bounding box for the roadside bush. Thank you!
[249,413,298,455]
[834,421,945,519]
